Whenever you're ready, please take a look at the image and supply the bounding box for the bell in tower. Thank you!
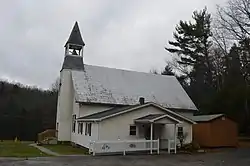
[61,21,85,71]
[72,49,78,55]
[64,21,85,56]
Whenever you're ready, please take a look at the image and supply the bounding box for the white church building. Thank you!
[56,22,197,154]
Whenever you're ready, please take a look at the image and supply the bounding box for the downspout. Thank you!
[150,123,153,154]
[174,123,177,154]
[97,121,99,141]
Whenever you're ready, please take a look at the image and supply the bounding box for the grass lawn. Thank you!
[43,144,88,155]
[0,141,49,157]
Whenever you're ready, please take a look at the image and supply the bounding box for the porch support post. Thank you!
[157,138,160,154]
[174,123,177,154]
[150,123,153,154]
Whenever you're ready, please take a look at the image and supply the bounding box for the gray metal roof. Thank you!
[77,105,138,120]
[72,64,197,110]
[189,114,224,122]
[65,22,85,47]
[135,114,165,121]
[61,55,85,71]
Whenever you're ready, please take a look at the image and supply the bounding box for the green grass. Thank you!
[43,144,88,155]
[0,141,49,157]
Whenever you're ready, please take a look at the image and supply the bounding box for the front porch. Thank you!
[135,114,182,154]
[89,114,182,155]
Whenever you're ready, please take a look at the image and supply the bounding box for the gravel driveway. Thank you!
[0,148,250,166]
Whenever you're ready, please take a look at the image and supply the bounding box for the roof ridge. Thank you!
[194,114,224,117]
[74,63,176,78]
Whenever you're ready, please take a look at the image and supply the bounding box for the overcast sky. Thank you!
[0,0,226,89]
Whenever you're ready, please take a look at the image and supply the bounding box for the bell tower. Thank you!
[57,22,85,142]
[61,22,85,71]
[64,21,85,56]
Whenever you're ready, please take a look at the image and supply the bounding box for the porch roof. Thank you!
[77,102,195,124]
[77,105,138,121]
[134,114,181,124]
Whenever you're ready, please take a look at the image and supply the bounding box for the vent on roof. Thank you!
[139,97,145,105]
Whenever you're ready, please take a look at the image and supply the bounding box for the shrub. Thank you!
[182,142,200,152]
[177,132,188,148]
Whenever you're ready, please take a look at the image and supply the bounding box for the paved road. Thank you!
[0,148,250,166]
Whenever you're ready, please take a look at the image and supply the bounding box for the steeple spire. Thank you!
[64,22,85,57]
[61,22,85,71]
[65,21,85,47]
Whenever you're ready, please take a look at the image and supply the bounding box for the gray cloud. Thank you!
[0,0,226,89]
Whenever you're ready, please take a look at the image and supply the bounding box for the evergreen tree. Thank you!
[226,45,243,84]
[164,5,250,134]
[161,64,175,76]
[166,8,214,87]
[166,8,216,112]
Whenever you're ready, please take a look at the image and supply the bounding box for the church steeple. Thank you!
[65,21,85,56]
[61,22,85,71]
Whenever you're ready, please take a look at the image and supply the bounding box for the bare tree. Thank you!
[210,47,227,90]
[51,78,60,92]
[216,0,250,105]
[165,57,190,76]
[212,26,231,56]
[212,0,250,91]
[216,0,250,41]
[149,68,159,74]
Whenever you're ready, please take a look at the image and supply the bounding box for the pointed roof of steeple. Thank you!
[65,21,85,47]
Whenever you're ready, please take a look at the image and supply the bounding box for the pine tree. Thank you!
[166,8,216,112]
[166,8,213,86]
[161,64,174,76]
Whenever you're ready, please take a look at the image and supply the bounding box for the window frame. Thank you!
[129,125,136,136]
[78,122,80,134]
[177,126,184,137]
[85,123,92,136]
[78,122,83,134]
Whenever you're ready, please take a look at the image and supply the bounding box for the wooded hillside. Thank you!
[0,81,57,141]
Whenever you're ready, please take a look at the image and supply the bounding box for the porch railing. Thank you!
[167,139,176,154]
[89,139,160,156]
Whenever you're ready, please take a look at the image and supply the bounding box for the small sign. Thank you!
[101,144,110,151]
[129,143,136,148]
